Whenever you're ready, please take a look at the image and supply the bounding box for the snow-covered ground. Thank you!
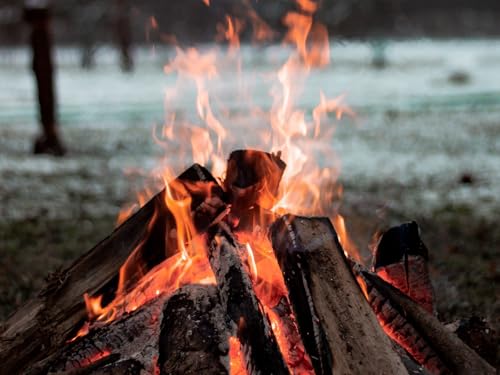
[1,40,500,221]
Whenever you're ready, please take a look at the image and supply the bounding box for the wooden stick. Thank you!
[0,164,224,375]
[270,215,408,375]
[207,224,289,375]
[358,270,495,375]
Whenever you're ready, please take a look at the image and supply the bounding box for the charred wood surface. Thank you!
[357,269,496,375]
[159,284,229,375]
[208,224,289,375]
[224,149,286,214]
[84,359,144,375]
[0,164,225,375]
[270,215,407,375]
[51,357,143,375]
[372,222,435,314]
[47,295,167,374]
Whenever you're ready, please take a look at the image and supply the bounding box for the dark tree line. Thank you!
[2,0,500,46]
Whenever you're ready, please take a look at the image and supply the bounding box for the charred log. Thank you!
[356,269,495,375]
[393,343,432,375]
[0,164,225,375]
[83,359,144,375]
[51,358,143,375]
[224,149,286,215]
[355,266,451,374]
[208,224,289,375]
[270,215,407,375]
[372,222,435,314]
[47,295,167,374]
[159,284,229,375]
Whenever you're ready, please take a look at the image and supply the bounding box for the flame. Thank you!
[74,4,359,374]
[237,231,313,372]
[79,349,112,368]
[229,336,248,375]
[332,214,362,262]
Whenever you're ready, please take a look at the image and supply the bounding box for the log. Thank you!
[372,222,435,314]
[159,284,229,375]
[46,294,167,374]
[356,269,496,375]
[0,164,225,375]
[83,359,144,375]
[270,215,408,375]
[207,224,289,375]
[224,149,286,215]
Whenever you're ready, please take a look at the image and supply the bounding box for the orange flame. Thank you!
[229,336,248,375]
[332,214,362,262]
[237,232,313,371]
[75,4,359,374]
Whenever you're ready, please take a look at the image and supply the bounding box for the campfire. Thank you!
[0,1,495,375]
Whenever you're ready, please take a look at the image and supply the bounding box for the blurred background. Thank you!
[0,0,499,339]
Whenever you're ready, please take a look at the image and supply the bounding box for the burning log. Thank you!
[0,164,226,375]
[372,222,435,314]
[67,358,144,375]
[46,285,229,375]
[158,284,229,375]
[270,215,408,375]
[45,293,166,374]
[356,269,496,375]
[224,149,286,217]
[207,224,289,375]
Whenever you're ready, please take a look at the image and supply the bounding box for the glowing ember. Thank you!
[229,336,248,375]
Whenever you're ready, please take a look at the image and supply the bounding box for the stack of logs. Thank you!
[0,150,496,375]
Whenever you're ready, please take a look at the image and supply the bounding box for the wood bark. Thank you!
[0,164,225,375]
[207,224,289,375]
[224,149,286,214]
[357,270,496,375]
[159,284,229,375]
[270,215,408,375]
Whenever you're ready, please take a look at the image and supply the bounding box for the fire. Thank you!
[332,214,362,262]
[229,336,248,375]
[74,1,362,373]
[236,231,313,372]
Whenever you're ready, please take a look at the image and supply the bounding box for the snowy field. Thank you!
[1,39,499,221]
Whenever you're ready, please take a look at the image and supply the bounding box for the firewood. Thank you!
[269,215,408,375]
[356,269,496,375]
[224,149,286,215]
[393,343,432,375]
[207,224,289,375]
[82,359,144,375]
[0,164,226,375]
[372,222,435,314]
[159,284,229,375]
[46,294,167,374]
